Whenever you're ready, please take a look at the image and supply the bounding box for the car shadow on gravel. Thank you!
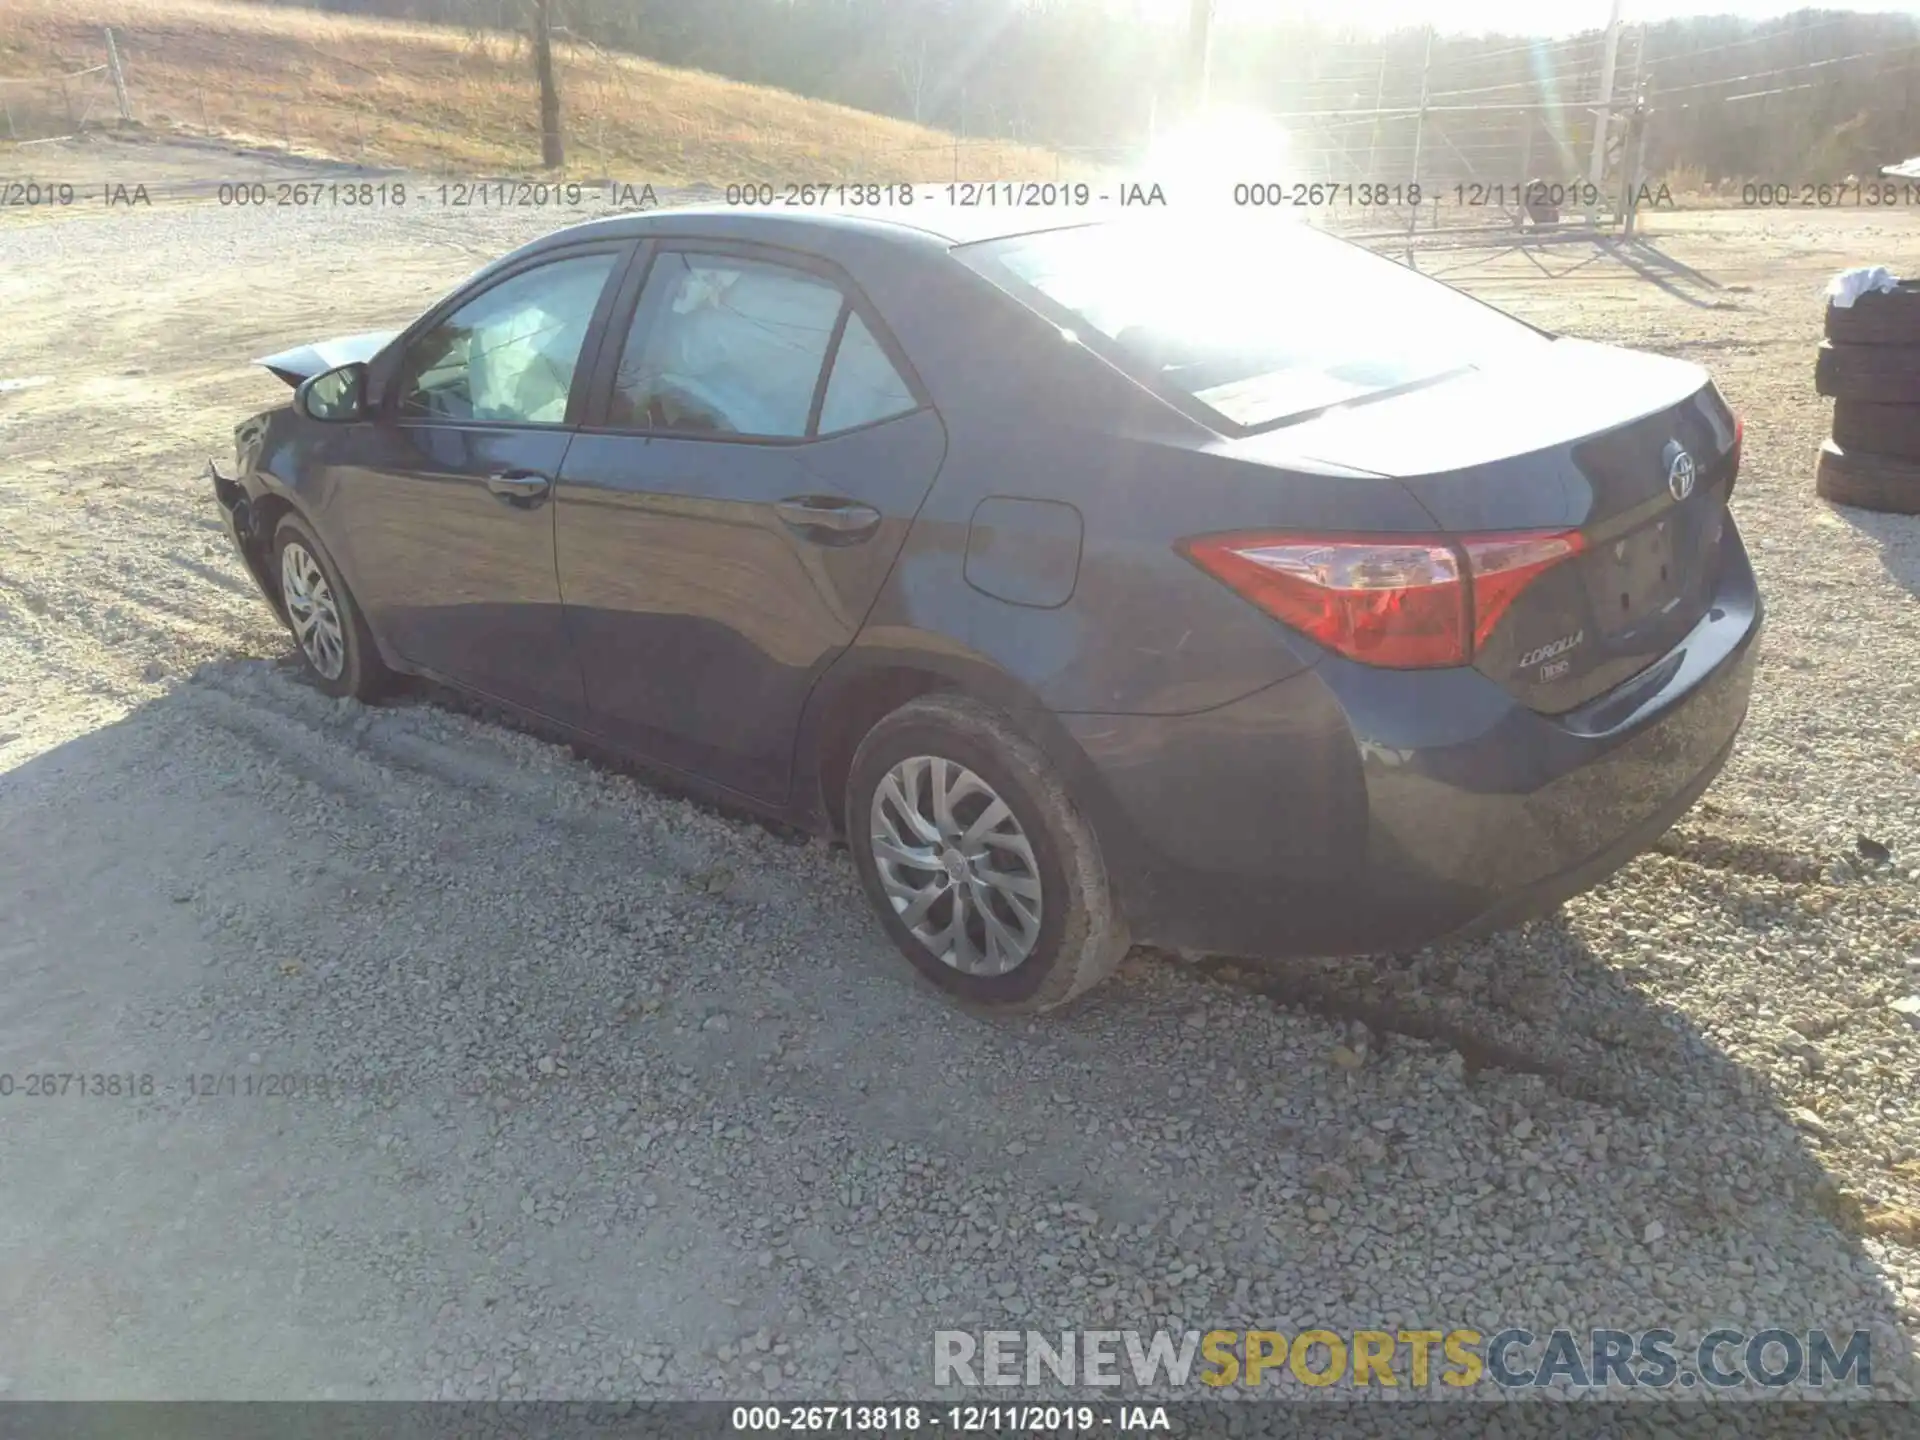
[1154,904,1918,1391]
[0,669,1913,1400]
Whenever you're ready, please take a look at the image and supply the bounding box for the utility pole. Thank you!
[531,0,563,170]
[104,28,133,123]
[1365,50,1387,177]
[1585,0,1624,226]
[1617,29,1648,232]
[1622,77,1652,239]
[1186,0,1214,120]
[1407,24,1433,241]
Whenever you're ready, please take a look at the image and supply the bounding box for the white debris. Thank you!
[1826,265,1900,308]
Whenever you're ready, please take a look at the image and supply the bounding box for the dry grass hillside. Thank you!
[0,0,1061,180]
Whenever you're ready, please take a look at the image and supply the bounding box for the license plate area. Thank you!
[1588,516,1682,637]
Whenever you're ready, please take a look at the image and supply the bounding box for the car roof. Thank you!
[514,202,1098,263]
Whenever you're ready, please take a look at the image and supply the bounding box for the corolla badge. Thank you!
[1667,447,1697,502]
[1518,630,1584,670]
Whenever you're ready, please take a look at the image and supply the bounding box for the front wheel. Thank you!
[846,694,1129,1013]
[272,514,390,701]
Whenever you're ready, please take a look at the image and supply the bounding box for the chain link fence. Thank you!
[0,63,120,145]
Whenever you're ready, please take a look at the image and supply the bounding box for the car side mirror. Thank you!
[296,362,369,423]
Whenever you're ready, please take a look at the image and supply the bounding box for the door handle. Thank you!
[774,497,881,540]
[487,470,551,502]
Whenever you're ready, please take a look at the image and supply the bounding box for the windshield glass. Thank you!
[957,219,1549,431]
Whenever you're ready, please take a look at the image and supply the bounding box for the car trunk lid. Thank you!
[1229,339,1742,712]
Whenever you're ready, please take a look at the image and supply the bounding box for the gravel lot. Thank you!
[2,148,1918,1403]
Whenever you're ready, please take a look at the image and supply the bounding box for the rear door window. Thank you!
[608,251,920,439]
[818,311,917,434]
[611,253,840,438]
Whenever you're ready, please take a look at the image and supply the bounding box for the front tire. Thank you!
[846,694,1129,1013]
[272,514,389,701]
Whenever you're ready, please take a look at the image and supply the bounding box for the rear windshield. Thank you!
[956,219,1548,432]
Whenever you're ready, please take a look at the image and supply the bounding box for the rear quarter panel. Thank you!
[858,259,1438,717]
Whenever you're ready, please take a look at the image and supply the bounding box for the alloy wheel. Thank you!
[280,540,347,681]
[869,755,1043,976]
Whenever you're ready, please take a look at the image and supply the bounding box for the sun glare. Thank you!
[1143,107,1295,205]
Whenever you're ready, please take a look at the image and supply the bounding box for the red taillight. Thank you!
[1181,534,1467,668]
[1182,529,1586,670]
[1461,530,1587,651]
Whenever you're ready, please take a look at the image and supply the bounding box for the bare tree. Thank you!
[892,34,932,123]
[531,0,563,168]
[1185,0,1212,118]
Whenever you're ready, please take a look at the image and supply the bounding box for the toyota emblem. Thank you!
[1667,448,1696,502]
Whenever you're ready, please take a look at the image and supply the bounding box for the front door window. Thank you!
[396,253,619,425]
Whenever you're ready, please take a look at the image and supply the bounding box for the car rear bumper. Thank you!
[1061,522,1763,960]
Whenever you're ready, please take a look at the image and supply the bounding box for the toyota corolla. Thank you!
[210,208,1760,1012]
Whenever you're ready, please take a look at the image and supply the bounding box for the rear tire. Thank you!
[846,694,1129,1014]
[1815,340,1920,403]
[1815,440,1920,517]
[272,514,390,701]
[1824,283,1920,345]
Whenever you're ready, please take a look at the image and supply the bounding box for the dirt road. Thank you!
[2,149,1918,1400]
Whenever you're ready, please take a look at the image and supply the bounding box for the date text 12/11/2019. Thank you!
[0,1072,403,1100]
[728,1405,1171,1432]
[720,181,1169,209]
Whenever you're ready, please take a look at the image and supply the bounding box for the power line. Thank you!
[1263,53,1607,107]
[1260,21,1914,119]
[1669,56,1920,108]
[1267,100,1606,117]
[1422,70,1603,102]
[1267,27,1600,68]
[1650,38,1920,98]
[1647,11,1882,66]
[1436,30,1603,65]
[1714,80,1821,104]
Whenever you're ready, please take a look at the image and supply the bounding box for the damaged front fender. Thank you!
[207,457,284,620]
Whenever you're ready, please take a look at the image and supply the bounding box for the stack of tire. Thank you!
[1816,280,1920,516]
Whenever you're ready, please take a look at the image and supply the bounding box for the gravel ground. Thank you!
[1,154,1918,1403]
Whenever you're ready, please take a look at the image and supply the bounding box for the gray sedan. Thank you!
[211,207,1760,1011]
